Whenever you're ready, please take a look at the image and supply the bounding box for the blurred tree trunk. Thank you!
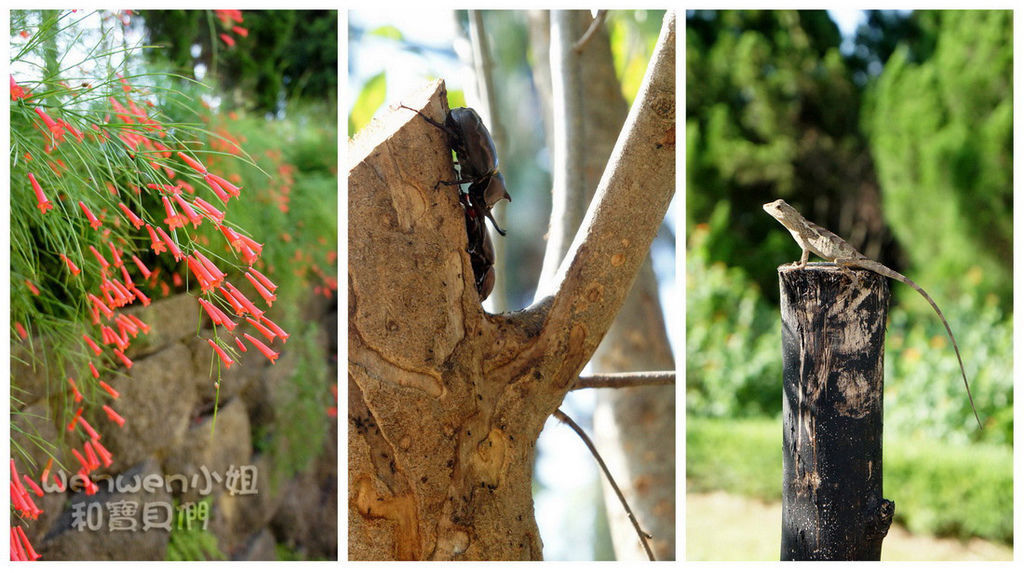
[347,13,674,560]
[530,10,676,560]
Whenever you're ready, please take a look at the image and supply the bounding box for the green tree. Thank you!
[686,10,885,299]
[863,10,1012,308]
[141,10,337,114]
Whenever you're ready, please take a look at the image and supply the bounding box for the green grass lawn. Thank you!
[687,417,1013,545]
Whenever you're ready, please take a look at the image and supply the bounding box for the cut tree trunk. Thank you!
[778,265,895,560]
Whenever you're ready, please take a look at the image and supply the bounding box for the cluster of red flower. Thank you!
[10,25,291,559]
[215,10,248,48]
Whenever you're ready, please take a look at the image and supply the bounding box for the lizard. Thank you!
[762,198,982,430]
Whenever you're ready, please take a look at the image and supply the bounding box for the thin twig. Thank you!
[572,10,608,53]
[553,409,655,561]
[572,371,675,390]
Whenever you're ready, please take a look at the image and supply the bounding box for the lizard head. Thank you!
[762,199,796,223]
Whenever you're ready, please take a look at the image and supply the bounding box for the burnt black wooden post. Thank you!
[778,265,895,560]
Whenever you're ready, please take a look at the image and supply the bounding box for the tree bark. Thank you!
[347,12,674,559]
[778,265,895,560]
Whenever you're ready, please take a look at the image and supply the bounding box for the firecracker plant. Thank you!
[9,10,335,560]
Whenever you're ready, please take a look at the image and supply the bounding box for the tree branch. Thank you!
[553,409,655,560]
[572,371,675,390]
[529,12,675,385]
[573,10,608,53]
[537,11,588,291]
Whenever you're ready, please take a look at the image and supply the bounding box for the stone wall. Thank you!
[11,293,338,561]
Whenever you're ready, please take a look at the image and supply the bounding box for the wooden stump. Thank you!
[778,264,895,560]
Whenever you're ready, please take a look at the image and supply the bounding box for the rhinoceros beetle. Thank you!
[400,102,511,301]
[399,104,511,236]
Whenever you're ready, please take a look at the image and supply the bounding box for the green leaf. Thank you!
[348,71,386,137]
[369,25,404,41]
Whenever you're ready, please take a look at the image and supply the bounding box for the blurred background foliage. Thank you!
[140,10,338,116]
[686,9,1011,551]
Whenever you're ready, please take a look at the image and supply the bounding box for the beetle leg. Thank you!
[483,209,507,236]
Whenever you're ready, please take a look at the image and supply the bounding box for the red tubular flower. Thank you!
[156,226,183,261]
[116,314,139,337]
[88,294,114,319]
[194,252,226,286]
[148,183,183,194]
[237,243,259,265]
[232,25,249,37]
[89,361,100,379]
[84,442,100,470]
[34,106,64,140]
[226,283,263,318]
[24,279,40,296]
[174,194,203,228]
[260,315,290,343]
[40,458,53,487]
[245,272,276,307]
[59,118,85,142]
[146,224,166,254]
[177,151,207,174]
[68,377,83,402]
[206,176,232,203]
[131,286,151,307]
[186,256,215,292]
[193,197,225,223]
[14,525,41,561]
[199,298,236,332]
[243,333,279,364]
[83,334,103,355]
[205,172,241,198]
[121,264,134,288]
[78,417,100,441]
[131,255,152,279]
[14,322,28,340]
[162,196,184,229]
[236,233,263,257]
[207,338,235,369]
[28,172,53,213]
[12,527,27,560]
[234,336,247,352]
[60,253,82,275]
[113,348,133,369]
[79,470,99,495]
[102,405,126,427]
[13,527,41,560]
[21,474,44,498]
[11,75,31,101]
[118,202,145,229]
[71,448,89,471]
[128,314,151,334]
[219,33,236,47]
[108,241,124,268]
[245,317,276,341]
[98,380,120,399]
[247,266,278,293]
[219,286,247,316]
[79,201,102,229]
[11,461,42,520]
[92,438,113,468]
[89,245,110,269]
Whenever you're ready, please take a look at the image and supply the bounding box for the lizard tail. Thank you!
[887,270,983,431]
